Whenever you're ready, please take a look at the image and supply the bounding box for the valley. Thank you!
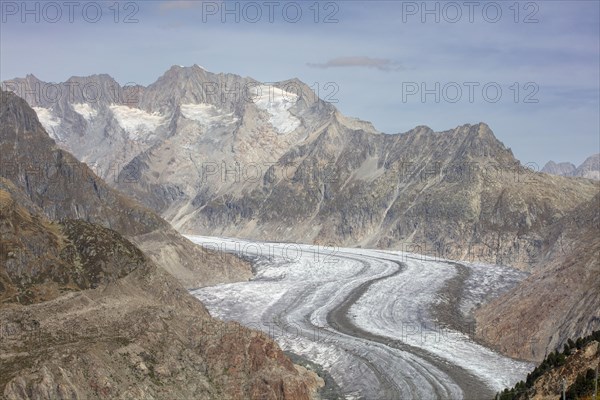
[1,1,599,398]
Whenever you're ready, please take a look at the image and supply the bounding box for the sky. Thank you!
[1,0,599,167]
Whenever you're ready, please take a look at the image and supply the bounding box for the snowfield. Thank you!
[186,236,533,399]
[109,105,164,139]
[72,103,98,121]
[180,103,238,128]
[32,107,62,141]
[250,85,301,134]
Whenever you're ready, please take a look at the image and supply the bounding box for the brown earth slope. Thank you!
[0,177,144,305]
[0,182,321,399]
[476,193,600,362]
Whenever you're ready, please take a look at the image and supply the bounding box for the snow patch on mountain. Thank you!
[32,107,62,141]
[180,103,238,128]
[251,85,300,134]
[109,105,164,139]
[72,103,97,121]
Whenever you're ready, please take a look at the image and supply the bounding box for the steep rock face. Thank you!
[0,178,145,305]
[0,182,321,399]
[475,193,600,362]
[0,90,251,288]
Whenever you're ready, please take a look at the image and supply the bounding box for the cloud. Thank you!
[159,1,201,11]
[307,56,404,71]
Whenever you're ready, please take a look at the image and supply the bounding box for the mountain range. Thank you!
[3,65,599,364]
[542,154,600,180]
[4,67,598,267]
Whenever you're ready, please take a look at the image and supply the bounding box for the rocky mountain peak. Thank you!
[65,73,119,85]
[542,160,577,176]
[163,64,203,78]
[456,122,514,161]
[447,122,493,138]
[143,64,250,112]
[0,90,49,135]
[575,153,600,179]
[404,125,435,134]
[470,121,493,136]
[23,73,41,83]
[397,122,513,163]
[542,153,599,180]
[159,64,223,84]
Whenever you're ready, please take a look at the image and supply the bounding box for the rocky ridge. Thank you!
[542,154,600,180]
[475,192,600,361]
[541,161,576,177]
[4,70,597,270]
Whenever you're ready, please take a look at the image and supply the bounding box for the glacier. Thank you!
[186,236,533,399]
[72,103,98,121]
[180,103,238,128]
[109,104,164,139]
[250,85,301,134]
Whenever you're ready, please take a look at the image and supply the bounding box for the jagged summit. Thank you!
[1,89,50,134]
[395,122,514,163]
[23,73,40,81]
[574,153,600,180]
[542,160,577,176]
[542,153,599,180]
[64,73,118,84]
[162,63,210,77]
[403,122,495,137]
[400,124,434,134]
[171,63,207,70]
